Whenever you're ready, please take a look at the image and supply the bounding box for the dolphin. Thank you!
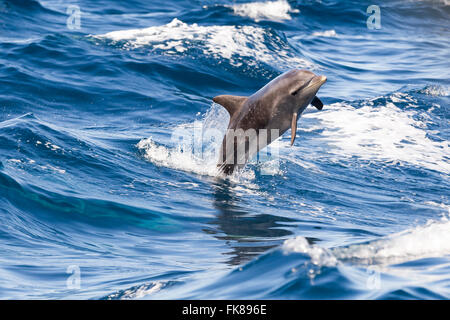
[213,69,327,175]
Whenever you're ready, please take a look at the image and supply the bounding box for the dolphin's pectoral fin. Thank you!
[213,95,247,118]
[290,112,298,146]
[311,96,324,110]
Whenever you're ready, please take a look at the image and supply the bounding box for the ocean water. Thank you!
[0,0,449,300]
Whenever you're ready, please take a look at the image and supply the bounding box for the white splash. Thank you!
[283,236,338,266]
[303,96,450,174]
[94,18,313,70]
[137,136,220,177]
[227,0,299,22]
[333,217,450,264]
[137,102,262,183]
[137,103,227,177]
[283,216,450,266]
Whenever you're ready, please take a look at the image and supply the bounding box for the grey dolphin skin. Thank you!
[213,69,327,175]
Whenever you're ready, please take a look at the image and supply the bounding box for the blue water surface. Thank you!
[0,0,449,299]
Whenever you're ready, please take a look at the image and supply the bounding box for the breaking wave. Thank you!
[93,18,314,70]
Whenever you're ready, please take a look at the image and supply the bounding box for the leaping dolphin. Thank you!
[213,69,327,175]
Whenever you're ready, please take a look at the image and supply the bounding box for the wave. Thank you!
[104,281,166,300]
[109,215,450,300]
[92,18,314,71]
[285,215,450,266]
[170,216,450,299]
[0,113,123,180]
[0,168,197,239]
[2,0,51,13]
[333,218,450,265]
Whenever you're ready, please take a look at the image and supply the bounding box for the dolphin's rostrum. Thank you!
[213,69,327,175]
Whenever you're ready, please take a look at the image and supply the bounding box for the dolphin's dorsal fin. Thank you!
[290,112,298,146]
[311,96,323,110]
[213,95,247,118]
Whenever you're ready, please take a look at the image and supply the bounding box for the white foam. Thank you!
[7,159,22,164]
[94,18,313,70]
[283,236,338,266]
[419,85,448,97]
[107,281,164,300]
[44,141,61,151]
[0,37,43,45]
[303,95,450,174]
[227,0,299,22]
[283,216,450,266]
[333,217,450,264]
[311,30,338,37]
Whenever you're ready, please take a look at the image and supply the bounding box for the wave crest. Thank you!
[283,216,450,266]
[93,18,313,70]
[226,0,299,22]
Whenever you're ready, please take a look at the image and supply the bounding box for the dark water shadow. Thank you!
[208,179,295,266]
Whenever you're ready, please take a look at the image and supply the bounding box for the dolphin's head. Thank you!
[252,69,327,146]
[278,69,327,114]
